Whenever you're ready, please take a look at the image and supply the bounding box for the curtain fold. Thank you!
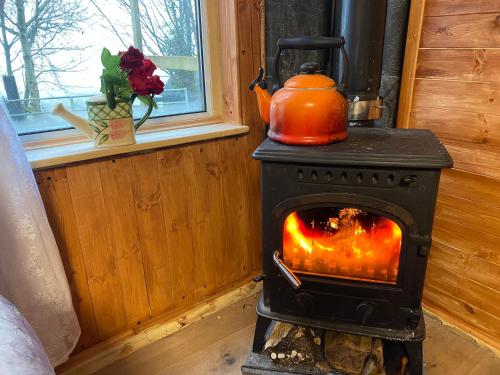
[0,104,80,366]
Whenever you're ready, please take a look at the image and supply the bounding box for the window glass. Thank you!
[0,0,205,135]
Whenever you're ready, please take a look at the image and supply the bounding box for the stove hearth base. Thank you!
[242,351,343,375]
[245,299,424,374]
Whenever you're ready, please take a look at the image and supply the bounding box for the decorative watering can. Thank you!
[53,94,153,148]
[249,36,349,145]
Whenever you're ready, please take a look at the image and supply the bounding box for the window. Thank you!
[0,0,207,136]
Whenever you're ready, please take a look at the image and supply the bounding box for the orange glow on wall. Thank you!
[282,208,402,284]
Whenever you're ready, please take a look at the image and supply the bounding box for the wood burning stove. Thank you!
[248,128,452,374]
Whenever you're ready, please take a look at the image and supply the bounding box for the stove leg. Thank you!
[403,341,423,375]
[252,316,272,353]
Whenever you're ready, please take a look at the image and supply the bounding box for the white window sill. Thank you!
[26,123,249,170]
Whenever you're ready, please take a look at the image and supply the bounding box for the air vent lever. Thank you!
[273,250,302,289]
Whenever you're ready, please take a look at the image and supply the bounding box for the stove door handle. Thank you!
[273,251,302,290]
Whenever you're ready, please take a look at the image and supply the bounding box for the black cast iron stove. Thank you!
[249,127,452,374]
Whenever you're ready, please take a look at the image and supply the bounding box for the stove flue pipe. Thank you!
[331,0,388,122]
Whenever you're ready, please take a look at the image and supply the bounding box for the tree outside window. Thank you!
[0,0,205,135]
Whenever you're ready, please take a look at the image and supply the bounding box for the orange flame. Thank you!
[283,209,402,284]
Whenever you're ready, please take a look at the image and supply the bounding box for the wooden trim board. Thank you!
[56,281,262,375]
[397,0,427,129]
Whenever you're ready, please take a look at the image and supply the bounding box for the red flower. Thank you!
[128,73,149,96]
[136,59,156,76]
[128,72,165,96]
[149,75,164,95]
[124,50,164,96]
[120,46,144,69]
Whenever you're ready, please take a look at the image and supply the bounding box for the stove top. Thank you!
[253,128,453,169]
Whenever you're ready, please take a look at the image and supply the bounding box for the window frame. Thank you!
[20,0,240,150]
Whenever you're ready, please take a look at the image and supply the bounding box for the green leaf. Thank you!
[117,86,132,99]
[101,67,131,100]
[101,48,120,69]
[101,48,112,65]
[101,67,122,83]
[151,98,158,109]
[137,95,152,106]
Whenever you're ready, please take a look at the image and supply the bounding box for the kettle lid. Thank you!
[284,62,335,89]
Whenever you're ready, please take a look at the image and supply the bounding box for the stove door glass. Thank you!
[282,208,402,284]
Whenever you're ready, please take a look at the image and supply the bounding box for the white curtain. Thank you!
[0,104,80,366]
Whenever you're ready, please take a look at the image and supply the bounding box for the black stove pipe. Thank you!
[331,0,387,101]
[375,0,411,127]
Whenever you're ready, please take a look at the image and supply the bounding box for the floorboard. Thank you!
[93,293,499,375]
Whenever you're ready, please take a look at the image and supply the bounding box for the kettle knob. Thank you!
[300,62,320,74]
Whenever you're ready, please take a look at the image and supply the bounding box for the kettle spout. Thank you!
[52,103,93,139]
[248,67,271,124]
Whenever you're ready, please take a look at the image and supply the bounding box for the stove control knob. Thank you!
[293,292,316,315]
[355,302,376,325]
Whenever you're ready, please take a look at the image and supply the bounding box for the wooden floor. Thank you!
[94,293,499,375]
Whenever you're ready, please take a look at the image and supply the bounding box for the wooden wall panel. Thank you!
[98,158,151,325]
[35,0,264,357]
[425,1,500,17]
[412,79,500,116]
[433,218,500,265]
[66,163,127,339]
[186,143,220,297]
[424,285,500,340]
[409,107,500,146]
[36,169,98,351]
[221,137,254,281]
[129,153,176,316]
[435,193,500,236]
[426,263,500,318]
[157,147,197,305]
[36,135,262,355]
[416,49,500,83]
[429,241,499,291]
[421,13,500,48]
[441,140,500,180]
[439,169,500,207]
[399,0,500,349]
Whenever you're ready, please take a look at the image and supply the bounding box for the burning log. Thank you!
[282,208,402,284]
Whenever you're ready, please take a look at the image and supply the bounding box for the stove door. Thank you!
[282,207,402,285]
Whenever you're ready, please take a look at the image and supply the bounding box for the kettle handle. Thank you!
[272,36,349,96]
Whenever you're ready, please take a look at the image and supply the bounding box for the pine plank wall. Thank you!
[400,0,500,350]
[34,0,264,354]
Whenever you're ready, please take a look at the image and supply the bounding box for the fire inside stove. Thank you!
[282,208,402,284]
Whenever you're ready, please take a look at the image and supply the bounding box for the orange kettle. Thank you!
[249,36,349,145]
